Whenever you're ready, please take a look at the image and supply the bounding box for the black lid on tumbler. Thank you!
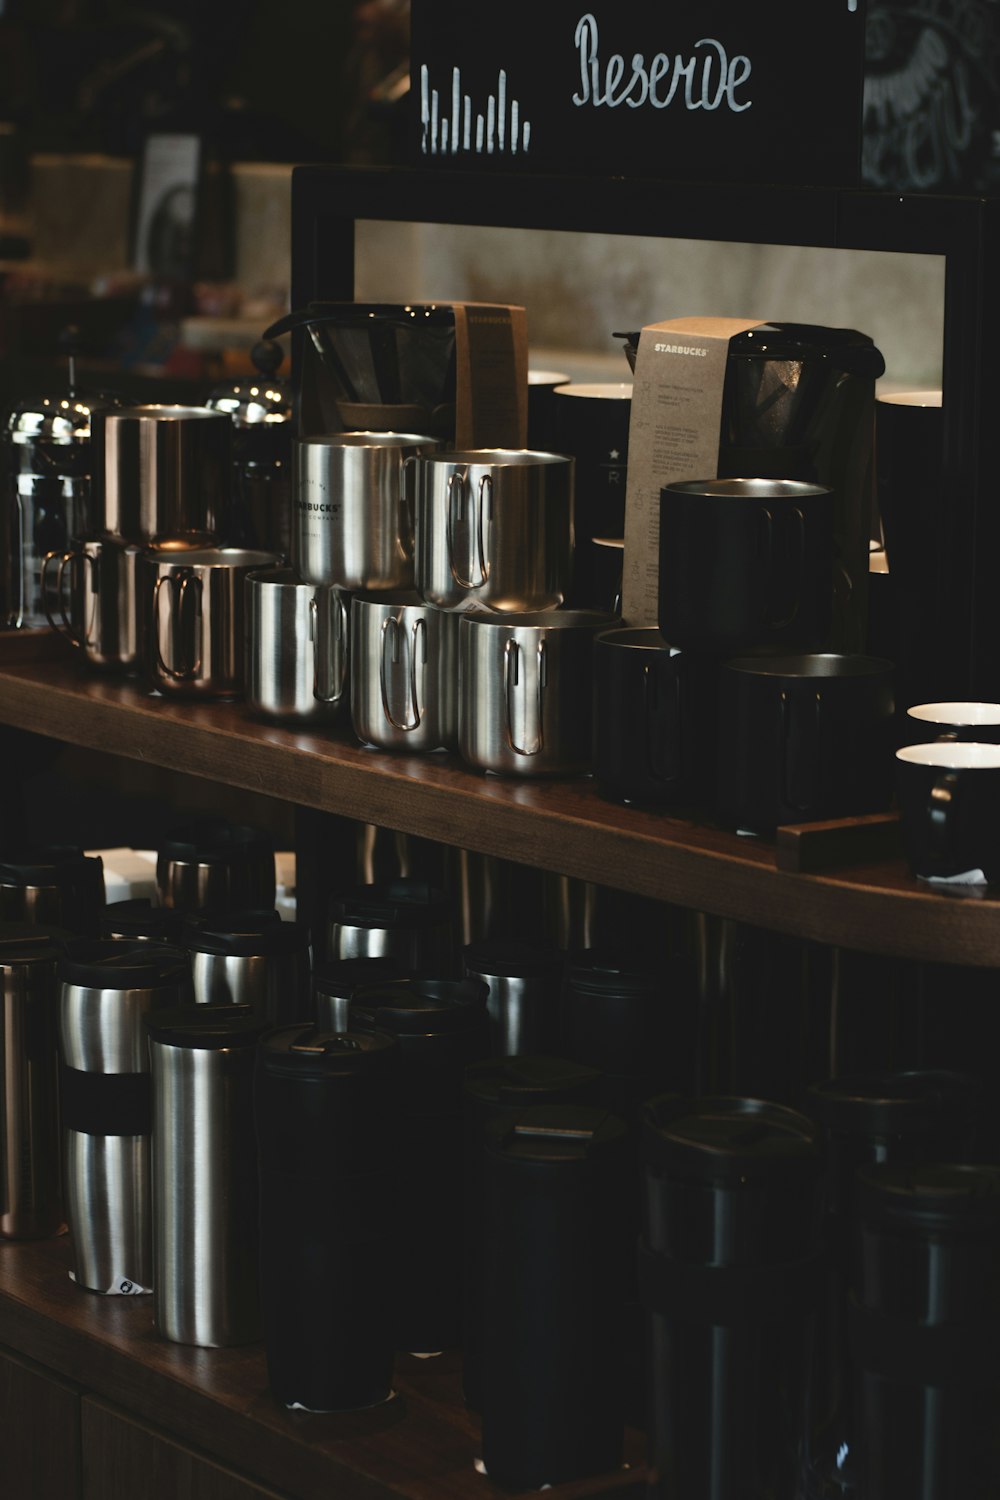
[564,949,660,998]
[0,845,94,887]
[487,1104,628,1173]
[329,879,452,930]
[313,956,409,1000]
[101,899,186,944]
[643,1095,822,1185]
[464,1055,602,1111]
[257,1025,397,1081]
[145,1004,266,1048]
[463,940,564,982]
[179,910,308,958]
[804,1070,978,1139]
[58,938,192,991]
[351,982,487,1036]
[856,1162,1000,1237]
[158,820,274,864]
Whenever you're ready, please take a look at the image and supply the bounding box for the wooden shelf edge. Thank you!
[1,660,1000,966]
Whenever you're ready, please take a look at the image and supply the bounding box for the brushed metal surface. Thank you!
[59,984,160,1073]
[245,566,349,723]
[41,536,142,671]
[189,949,311,1027]
[150,1040,260,1347]
[292,432,439,590]
[350,590,459,752]
[64,1130,151,1291]
[458,610,615,777]
[414,449,573,611]
[93,404,232,543]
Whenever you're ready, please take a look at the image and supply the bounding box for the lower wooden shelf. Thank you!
[0,1236,644,1500]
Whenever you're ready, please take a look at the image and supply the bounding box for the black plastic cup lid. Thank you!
[145,1003,266,1048]
[101,899,186,944]
[487,1104,628,1165]
[803,1071,979,1138]
[312,956,410,999]
[329,880,452,929]
[564,949,660,999]
[856,1163,1000,1236]
[643,1095,822,1183]
[0,845,91,886]
[179,910,308,957]
[157,820,274,865]
[462,939,565,981]
[257,1025,398,1079]
[57,939,192,991]
[464,1054,602,1108]
[0,923,67,967]
[350,985,487,1035]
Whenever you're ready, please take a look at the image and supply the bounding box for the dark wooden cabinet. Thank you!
[81,1401,285,1500]
[0,1345,81,1499]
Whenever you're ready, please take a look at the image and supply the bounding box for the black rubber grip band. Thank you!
[60,1064,151,1137]
[638,1238,825,1325]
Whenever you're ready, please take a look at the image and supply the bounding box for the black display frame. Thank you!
[289,164,1000,701]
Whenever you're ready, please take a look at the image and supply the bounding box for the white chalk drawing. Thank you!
[420,65,531,156]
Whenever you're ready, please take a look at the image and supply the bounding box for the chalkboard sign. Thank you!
[409,1,868,188]
[862,0,1000,193]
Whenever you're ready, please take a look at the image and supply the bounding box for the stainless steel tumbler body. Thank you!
[245,566,349,723]
[58,940,193,1294]
[413,449,574,612]
[148,1006,265,1346]
[180,911,312,1027]
[293,431,439,590]
[155,819,276,914]
[0,929,65,1240]
[0,848,106,936]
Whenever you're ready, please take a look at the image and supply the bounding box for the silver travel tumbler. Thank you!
[147,1006,265,1346]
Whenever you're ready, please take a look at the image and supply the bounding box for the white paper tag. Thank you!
[920,868,988,886]
[69,1270,152,1295]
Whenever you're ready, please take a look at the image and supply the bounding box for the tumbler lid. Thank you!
[856,1163,1000,1236]
[179,910,308,957]
[58,938,192,991]
[101,899,186,944]
[462,939,564,982]
[257,1025,398,1079]
[486,1104,628,1166]
[464,1054,602,1108]
[0,923,67,970]
[564,949,660,1000]
[350,982,487,1036]
[643,1095,822,1183]
[0,845,92,887]
[312,956,409,1000]
[157,820,274,866]
[329,880,452,930]
[803,1071,978,1139]
[145,1004,266,1048]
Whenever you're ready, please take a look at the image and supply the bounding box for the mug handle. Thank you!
[446,468,486,589]
[928,772,960,862]
[643,662,681,784]
[153,571,202,680]
[399,454,418,562]
[760,506,805,630]
[475,473,493,584]
[379,614,425,731]
[311,587,349,704]
[41,549,82,646]
[503,637,545,755]
[780,687,822,812]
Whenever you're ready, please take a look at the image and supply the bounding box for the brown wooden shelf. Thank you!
[1,643,999,966]
[0,1235,644,1500]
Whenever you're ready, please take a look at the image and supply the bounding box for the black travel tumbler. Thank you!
[255,1025,400,1411]
[461,1054,603,1411]
[480,1103,630,1489]
[850,1162,1000,1500]
[641,1095,825,1500]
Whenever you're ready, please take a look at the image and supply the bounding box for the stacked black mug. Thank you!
[594,473,896,834]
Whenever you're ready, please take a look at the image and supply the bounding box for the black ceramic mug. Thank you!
[593,627,703,807]
[717,653,896,833]
[895,741,1000,884]
[659,478,833,655]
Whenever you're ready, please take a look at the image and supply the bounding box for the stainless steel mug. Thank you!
[141,544,282,698]
[325,879,456,976]
[41,535,142,671]
[58,940,193,1294]
[0,847,105,935]
[245,566,349,723]
[92,404,233,543]
[350,589,459,752]
[413,448,574,612]
[0,927,65,1240]
[147,1005,265,1346]
[459,609,616,777]
[292,431,439,590]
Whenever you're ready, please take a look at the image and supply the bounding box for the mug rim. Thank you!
[907,701,1000,726]
[897,742,1000,770]
[664,477,832,501]
[724,652,894,679]
[417,448,571,468]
